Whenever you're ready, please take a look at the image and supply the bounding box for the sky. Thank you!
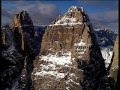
[1,0,118,32]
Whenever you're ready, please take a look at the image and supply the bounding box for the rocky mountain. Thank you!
[109,36,119,89]
[11,11,36,90]
[0,11,36,90]
[0,25,24,90]
[0,6,118,90]
[32,6,107,90]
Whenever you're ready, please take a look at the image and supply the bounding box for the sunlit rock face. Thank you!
[109,36,119,89]
[32,6,106,90]
[12,11,35,53]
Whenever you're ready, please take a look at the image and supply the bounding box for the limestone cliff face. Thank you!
[109,36,119,81]
[109,36,119,89]
[32,6,106,90]
[12,11,35,54]
[0,11,36,89]
[41,6,94,60]
[10,11,35,89]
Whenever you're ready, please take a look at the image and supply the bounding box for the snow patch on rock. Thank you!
[74,39,86,46]
[101,48,113,68]
[68,6,83,12]
[49,6,84,26]
[39,51,72,66]
[74,39,87,57]
[49,16,83,26]
[34,51,72,79]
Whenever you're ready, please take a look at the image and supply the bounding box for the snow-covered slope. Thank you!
[101,48,113,68]
[32,50,81,90]
[34,51,72,79]
[51,17,83,26]
[94,28,117,69]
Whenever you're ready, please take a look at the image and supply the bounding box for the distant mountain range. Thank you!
[94,28,117,48]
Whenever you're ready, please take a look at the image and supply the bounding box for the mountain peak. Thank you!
[32,6,106,90]
[68,6,84,13]
[49,6,85,26]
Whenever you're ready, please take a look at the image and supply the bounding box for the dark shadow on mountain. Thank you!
[34,26,46,56]
[0,25,24,90]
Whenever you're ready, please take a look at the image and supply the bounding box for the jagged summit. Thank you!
[68,6,84,13]
[32,6,106,90]
[49,6,85,26]
[12,10,34,28]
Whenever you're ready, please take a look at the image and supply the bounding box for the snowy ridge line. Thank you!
[49,16,83,26]
[49,22,83,26]
[49,6,84,26]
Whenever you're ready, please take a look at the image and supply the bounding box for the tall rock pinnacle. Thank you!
[12,11,35,52]
[32,6,106,90]
[11,11,35,89]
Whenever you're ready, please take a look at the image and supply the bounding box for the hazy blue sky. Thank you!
[1,0,118,32]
